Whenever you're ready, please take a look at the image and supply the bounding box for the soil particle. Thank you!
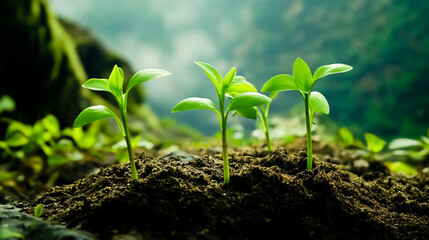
[29,148,428,240]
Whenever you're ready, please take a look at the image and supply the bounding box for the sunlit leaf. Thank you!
[293,57,312,93]
[312,63,353,85]
[384,162,418,175]
[227,92,271,112]
[195,61,222,93]
[261,74,297,92]
[365,133,386,153]
[0,228,24,239]
[172,97,218,113]
[47,154,69,166]
[309,91,329,115]
[73,105,124,136]
[41,114,60,138]
[82,78,111,93]
[126,69,171,94]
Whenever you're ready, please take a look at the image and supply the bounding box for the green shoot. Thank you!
[172,62,271,184]
[34,203,44,218]
[389,129,429,161]
[262,57,352,170]
[73,65,171,180]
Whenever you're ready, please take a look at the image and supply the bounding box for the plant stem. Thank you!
[259,107,272,151]
[121,106,138,180]
[304,93,313,170]
[219,97,230,184]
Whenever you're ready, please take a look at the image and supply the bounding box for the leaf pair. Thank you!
[262,57,352,120]
[172,62,271,119]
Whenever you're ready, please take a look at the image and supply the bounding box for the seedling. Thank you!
[235,91,279,151]
[361,133,386,160]
[73,65,171,180]
[262,57,352,170]
[172,62,271,183]
[389,129,429,161]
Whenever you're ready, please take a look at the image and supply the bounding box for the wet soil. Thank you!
[26,147,429,240]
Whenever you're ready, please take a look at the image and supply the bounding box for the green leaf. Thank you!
[339,127,354,147]
[126,69,171,94]
[73,105,125,136]
[312,63,353,85]
[47,154,69,166]
[269,91,279,100]
[384,162,418,175]
[227,92,271,112]
[261,74,297,92]
[0,227,24,239]
[108,65,124,97]
[82,78,111,93]
[234,107,257,120]
[195,61,222,93]
[365,133,386,153]
[34,203,44,218]
[222,67,236,92]
[309,91,329,115]
[0,95,15,113]
[41,114,60,138]
[172,97,218,113]
[293,57,312,93]
[227,77,257,96]
[389,138,422,149]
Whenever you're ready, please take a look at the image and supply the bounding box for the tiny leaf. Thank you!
[126,69,171,94]
[365,133,386,153]
[227,92,271,112]
[73,105,125,136]
[195,61,222,93]
[82,78,111,93]
[309,91,329,115]
[0,228,24,239]
[312,63,353,84]
[261,74,297,92]
[293,57,312,93]
[172,97,218,113]
[34,203,44,218]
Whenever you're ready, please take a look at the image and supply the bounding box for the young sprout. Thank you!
[262,57,352,170]
[361,133,386,160]
[235,91,279,151]
[172,62,271,184]
[73,65,171,180]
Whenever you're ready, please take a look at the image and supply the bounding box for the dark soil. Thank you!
[27,147,429,240]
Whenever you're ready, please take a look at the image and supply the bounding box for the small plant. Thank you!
[389,129,429,161]
[262,57,352,170]
[73,65,171,180]
[359,133,386,161]
[235,92,279,151]
[34,203,44,218]
[338,127,365,149]
[172,62,271,183]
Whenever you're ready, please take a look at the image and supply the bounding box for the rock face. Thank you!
[0,0,145,131]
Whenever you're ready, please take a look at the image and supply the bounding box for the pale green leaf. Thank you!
[261,74,297,92]
[293,57,312,93]
[389,138,422,149]
[195,61,222,92]
[227,92,271,112]
[312,64,353,85]
[126,69,171,94]
[73,105,125,136]
[82,78,111,93]
[34,203,44,218]
[365,133,386,153]
[0,95,15,113]
[0,227,24,239]
[172,97,218,113]
[41,114,60,138]
[385,162,418,175]
[269,91,279,100]
[309,91,329,115]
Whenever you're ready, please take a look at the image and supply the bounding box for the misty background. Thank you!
[48,0,429,139]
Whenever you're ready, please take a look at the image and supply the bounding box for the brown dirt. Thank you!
[28,147,429,240]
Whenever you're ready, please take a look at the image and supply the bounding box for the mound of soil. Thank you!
[30,148,428,239]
